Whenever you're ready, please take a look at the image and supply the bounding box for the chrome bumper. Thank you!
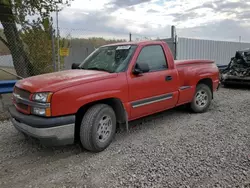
[9,106,75,146]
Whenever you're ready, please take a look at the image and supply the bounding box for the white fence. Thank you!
[176,37,250,65]
[2,38,250,70]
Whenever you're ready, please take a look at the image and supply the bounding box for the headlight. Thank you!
[31,107,51,117]
[31,92,52,117]
[32,92,53,103]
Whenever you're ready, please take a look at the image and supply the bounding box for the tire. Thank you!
[80,104,117,152]
[190,84,212,113]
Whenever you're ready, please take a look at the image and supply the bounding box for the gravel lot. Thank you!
[0,87,249,188]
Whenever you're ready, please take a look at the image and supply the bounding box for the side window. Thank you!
[136,45,168,72]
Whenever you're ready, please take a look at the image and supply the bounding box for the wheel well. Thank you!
[74,98,126,141]
[197,78,213,98]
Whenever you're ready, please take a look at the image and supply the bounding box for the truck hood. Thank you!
[15,69,118,93]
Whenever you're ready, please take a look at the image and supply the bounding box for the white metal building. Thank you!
[176,37,250,65]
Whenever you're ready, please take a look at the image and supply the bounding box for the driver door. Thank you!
[127,44,178,119]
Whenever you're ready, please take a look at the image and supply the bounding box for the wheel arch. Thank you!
[196,78,213,99]
[74,98,127,141]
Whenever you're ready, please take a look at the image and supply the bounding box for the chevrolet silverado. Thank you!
[9,40,220,152]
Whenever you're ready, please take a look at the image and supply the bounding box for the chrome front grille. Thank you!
[16,103,29,111]
[13,86,31,114]
[14,86,31,100]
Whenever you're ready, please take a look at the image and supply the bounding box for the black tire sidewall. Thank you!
[91,106,116,151]
[191,84,212,112]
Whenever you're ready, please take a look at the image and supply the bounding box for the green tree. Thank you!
[0,28,10,55]
[20,18,55,75]
[0,0,73,77]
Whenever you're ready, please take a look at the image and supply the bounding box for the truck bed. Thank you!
[174,59,218,106]
[174,60,216,84]
[174,59,214,66]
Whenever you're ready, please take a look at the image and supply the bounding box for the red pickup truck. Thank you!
[9,40,220,152]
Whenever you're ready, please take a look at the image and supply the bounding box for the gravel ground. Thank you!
[0,87,249,188]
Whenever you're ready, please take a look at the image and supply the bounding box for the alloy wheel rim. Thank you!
[97,115,112,143]
[195,89,208,108]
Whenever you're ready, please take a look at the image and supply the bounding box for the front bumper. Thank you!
[9,106,76,146]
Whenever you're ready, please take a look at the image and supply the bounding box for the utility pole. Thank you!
[239,36,241,50]
[56,5,61,71]
[129,33,132,42]
[51,25,56,71]
[171,25,177,60]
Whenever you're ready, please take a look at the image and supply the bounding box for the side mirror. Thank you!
[133,62,149,75]
[71,63,80,69]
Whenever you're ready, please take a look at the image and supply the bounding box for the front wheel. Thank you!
[80,104,117,152]
[190,84,212,113]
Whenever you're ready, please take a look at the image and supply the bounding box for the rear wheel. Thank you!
[79,104,117,152]
[190,84,212,113]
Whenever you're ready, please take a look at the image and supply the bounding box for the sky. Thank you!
[52,0,250,42]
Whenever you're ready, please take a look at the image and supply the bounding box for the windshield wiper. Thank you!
[86,67,113,73]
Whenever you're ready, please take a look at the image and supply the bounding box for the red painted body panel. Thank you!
[50,73,129,117]
[15,70,116,93]
[14,40,220,121]
[175,60,220,105]
[126,41,179,120]
[175,59,214,65]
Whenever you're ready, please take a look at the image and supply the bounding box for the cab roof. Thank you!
[101,40,165,47]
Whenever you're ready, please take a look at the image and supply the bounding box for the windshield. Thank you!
[79,44,137,73]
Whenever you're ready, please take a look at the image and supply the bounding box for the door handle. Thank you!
[165,76,172,81]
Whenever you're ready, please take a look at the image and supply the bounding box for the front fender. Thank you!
[51,73,129,117]
[75,90,125,109]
